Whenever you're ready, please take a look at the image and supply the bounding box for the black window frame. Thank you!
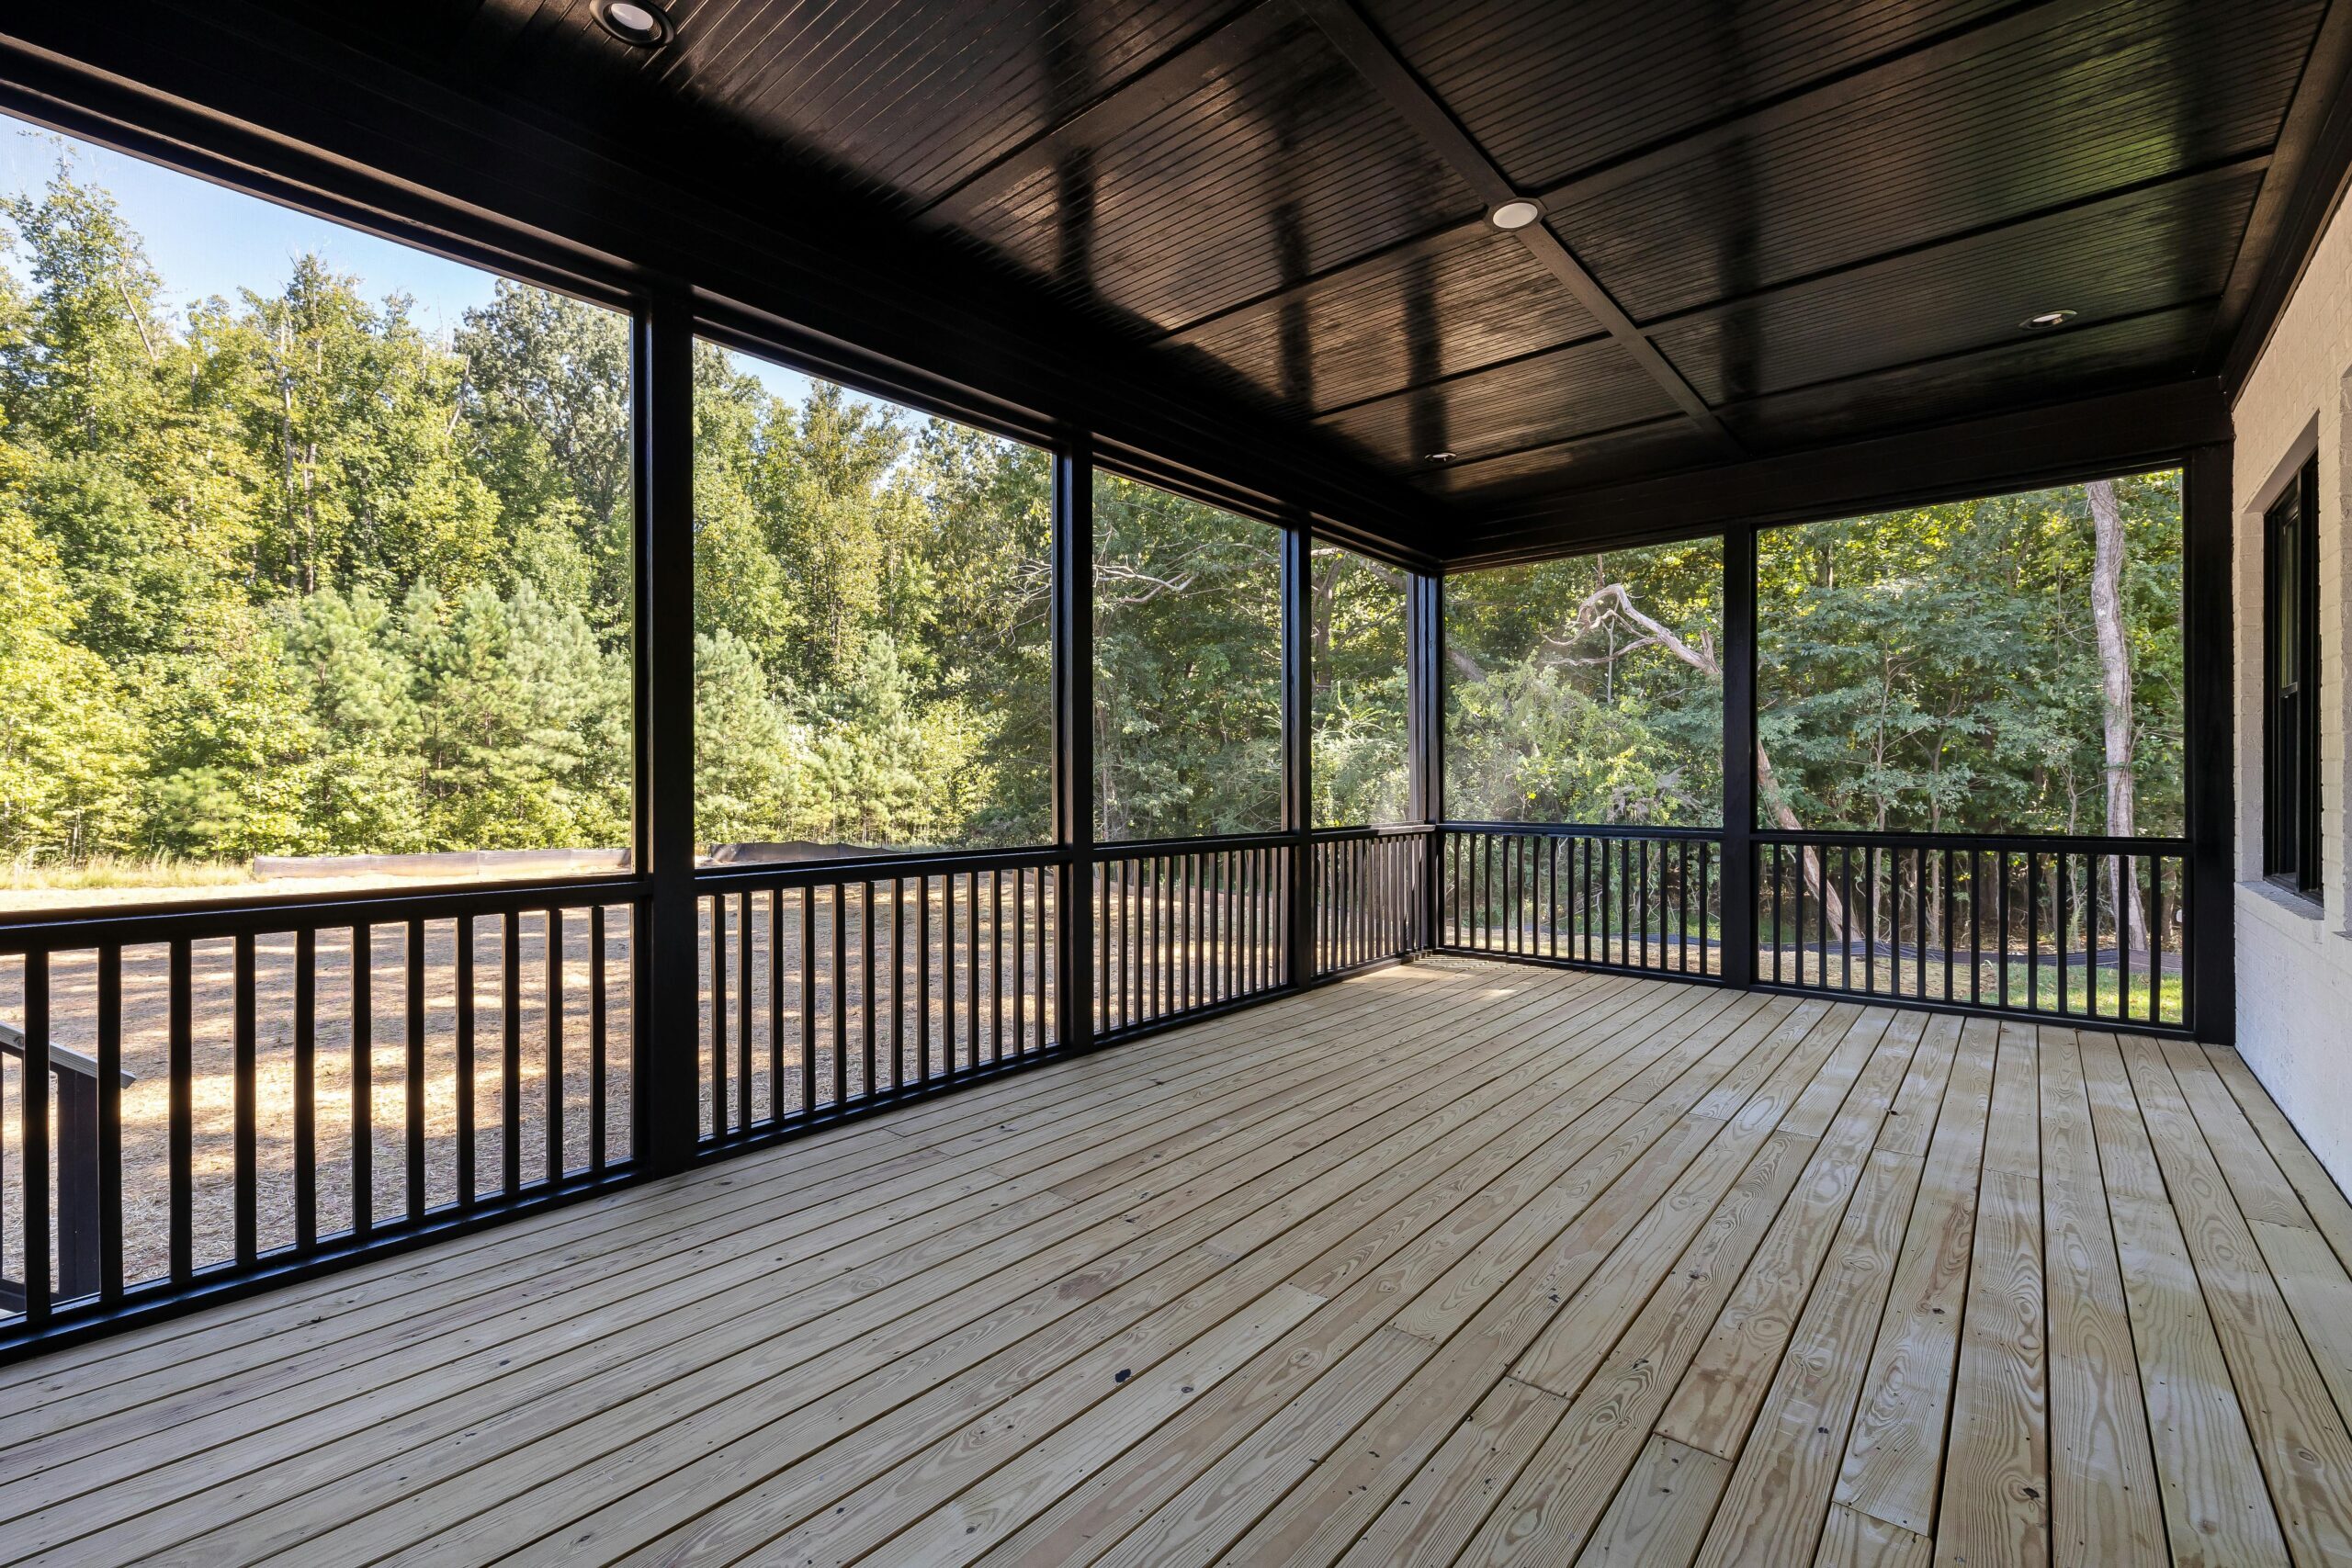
[2263,452,2323,898]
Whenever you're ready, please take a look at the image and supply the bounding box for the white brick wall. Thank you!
[2232,187,2352,1191]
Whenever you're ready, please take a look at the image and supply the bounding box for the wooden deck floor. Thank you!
[2,957,2350,1566]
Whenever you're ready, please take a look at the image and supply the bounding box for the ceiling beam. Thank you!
[1293,0,1744,459]
[1451,379,2231,568]
[1291,154,2256,449]
[2214,0,2352,390]
[1152,0,2101,346]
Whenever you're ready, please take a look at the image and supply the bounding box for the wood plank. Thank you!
[1690,1148,1927,1568]
[2161,1038,2315,1232]
[0,958,1519,1459]
[2203,1044,2352,1275]
[1834,1017,1999,1536]
[1657,1012,1923,1461]
[1135,998,1812,1565]
[2247,1219,2352,1435]
[1441,1131,1820,1564]
[1817,1502,1932,1568]
[579,987,1760,1568]
[1577,1435,1733,1567]
[2035,1029,2164,1568]
[2118,1033,2352,1565]
[12,973,1639,1562]
[2081,1034,2292,1567]
[1930,1023,2046,1567]
[2,966,2349,1568]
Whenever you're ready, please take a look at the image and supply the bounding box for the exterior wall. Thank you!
[2233,193,2352,1191]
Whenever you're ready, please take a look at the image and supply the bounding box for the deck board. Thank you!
[0,958,2347,1567]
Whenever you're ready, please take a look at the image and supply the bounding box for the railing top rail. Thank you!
[693,842,1062,892]
[0,876,654,954]
[1310,823,1437,840]
[1441,820,1724,841]
[1755,828,2188,854]
[1094,830,1295,856]
[0,1021,135,1085]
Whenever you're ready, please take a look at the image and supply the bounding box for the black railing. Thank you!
[1437,825,1722,977]
[0,883,643,1332]
[695,850,1060,1144]
[1756,830,2188,1028]
[1312,826,1431,976]
[1093,834,1289,1035]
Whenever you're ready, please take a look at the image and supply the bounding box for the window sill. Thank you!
[2242,876,2326,924]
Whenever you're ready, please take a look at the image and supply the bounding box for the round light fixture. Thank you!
[594,0,674,47]
[1425,450,1457,464]
[2019,309,2077,331]
[1488,198,1544,231]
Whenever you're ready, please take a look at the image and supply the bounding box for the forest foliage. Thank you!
[0,153,1415,874]
[1442,475,2185,838]
[0,149,2180,886]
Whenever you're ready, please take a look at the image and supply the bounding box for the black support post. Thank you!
[1053,436,1095,1052]
[1720,526,1758,988]
[1408,570,1443,952]
[637,288,701,1171]
[1283,518,1314,985]
[2183,443,2236,1043]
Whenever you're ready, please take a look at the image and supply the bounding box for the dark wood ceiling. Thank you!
[2,0,2347,559]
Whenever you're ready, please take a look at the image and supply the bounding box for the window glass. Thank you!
[1311,544,1409,827]
[0,120,633,911]
[1757,469,2184,837]
[1092,472,1282,840]
[1444,539,1724,825]
[2263,457,2319,892]
[691,343,1053,859]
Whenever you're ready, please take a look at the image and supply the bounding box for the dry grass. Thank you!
[2,856,254,897]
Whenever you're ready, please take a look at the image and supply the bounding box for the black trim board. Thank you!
[1451,379,2233,569]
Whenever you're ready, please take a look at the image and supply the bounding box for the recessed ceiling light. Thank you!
[1488,199,1543,231]
[1426,450,1457,464]
[2019,309,2077,331]
[594,0,674,47]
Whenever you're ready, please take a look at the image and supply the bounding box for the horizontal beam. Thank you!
[1452,378,2232,568]
[1294,0,1742,457]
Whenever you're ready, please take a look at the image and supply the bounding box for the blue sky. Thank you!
[0,112,840,411]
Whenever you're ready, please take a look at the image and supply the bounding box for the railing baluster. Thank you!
[347,929,368,1243]
[706,901,723,1137]
[731,895,750,1132]
[22,953,50,1320]
[503,908,522,1194]
[404,919,425,1220]
[594,905,611,1168]
[859,880,876,1095]
[456,917,475,1205]
[550,908,568,1181]
[99,942,125,1299]
[896,876,910,1079]
[831,883,849,1101]
[234,931,259,1264]
[800,886,817,1104]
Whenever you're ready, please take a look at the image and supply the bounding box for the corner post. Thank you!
[1053,436,1096,1051]
[637,287,700,1171]
[1408,570,1444,951]
[1283,516,1315,985]
[2183,443,2236,1042]
[1719,526,1758,988]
